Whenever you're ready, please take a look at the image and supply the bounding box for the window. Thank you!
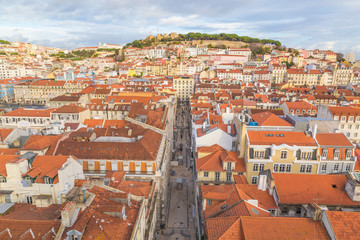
[322,164,327,172]
[348,125,352,129]
[346,163,352,172]
[279,164,285,172]
[306,165,312,173]
[0,176,6,183]
[347,132,351,137]
[349,116,354,122]
[253,164,259,172]
[334,164,339,172]
[334,149,340,159]
[355,133,358,138]
[226,172,232,182]
[43,177,52,184]
[259,164,265,171]
[300,165,306,173]
[301,152,306,159]
[26,196,33,204]
[340,124,344,129]
[286,164,291,172]
[227,162,232,171]
[341,116,346,122]
[306,152,312,160]
[71,236,79,240]
[357,116,360,122]
[254,151,259,159]
[346,149,352,160]
[273,164,278,172]
[259,151,264,159]
[322,149,328,159]
[215,172,220,181]
[356,125,359,129]
[207,199,212,206]
[204,172,209,177]
[252,176,258,184]
[280,151,287,159]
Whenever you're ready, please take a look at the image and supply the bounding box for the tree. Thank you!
[336,53,344,62]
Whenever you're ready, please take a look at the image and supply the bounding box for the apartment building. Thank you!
[196,144,245,184]
[315,133,355,174]
[244,130,319,184]
[317,105,360,143]
[269,64,287,84]
[173,75,194,101]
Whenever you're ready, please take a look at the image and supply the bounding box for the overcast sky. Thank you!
[1,0,359,57]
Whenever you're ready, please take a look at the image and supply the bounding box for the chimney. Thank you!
[312,124,317,138]
[345,172,360,201]
[61,201,77,227]
[227,125,231,134]
[127,129,132,136]
[226,105,230,114]
[257,173,267,191]
[307,202,323,220]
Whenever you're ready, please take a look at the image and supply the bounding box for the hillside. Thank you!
[125,32,281,49]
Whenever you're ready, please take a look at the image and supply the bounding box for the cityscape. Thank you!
[1,1,360,240]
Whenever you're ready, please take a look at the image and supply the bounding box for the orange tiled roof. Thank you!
[22,135,63,155]
[247,131,317,146]
[196,150,245,172]
[250,111,292,127]
[240,216,330,240]
[273,173,360,206]
[2,108,55,117]
[326,211,360,239]
[25,155,70,183]
[316,133,353,147]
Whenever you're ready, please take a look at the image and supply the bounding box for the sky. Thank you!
[1,0,359,57]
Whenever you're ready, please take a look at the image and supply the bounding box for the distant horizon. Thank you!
[1,0,359,57]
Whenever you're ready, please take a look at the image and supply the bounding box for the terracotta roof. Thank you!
[316,133,353,147]
[0,219,60,239]
[65,185,141,240]
[328,106,360,116]
[273,173,360,206]
[240,216,330,240]
[52,105,87,113]
[0,129,13,141]
[326,211,360,240]
[25,155,70,183]
[284,101,317,110]
[22,135,63,155]
[2,108,55,117]
[55,129,161,160]
[247,131,317,146]
[196,150,245,172]
[84,119,104,128]
[250,112,292,127]
[206,216,243,240]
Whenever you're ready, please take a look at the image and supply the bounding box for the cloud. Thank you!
[0,0,359,57]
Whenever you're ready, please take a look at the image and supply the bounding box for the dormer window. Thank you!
[0,176,6,183]
[226,162,232,171]
[346,149,352,160]
[43,176,52,184]
[322,148,328,159]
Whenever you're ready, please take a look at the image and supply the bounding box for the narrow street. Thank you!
[160,102,196,240]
